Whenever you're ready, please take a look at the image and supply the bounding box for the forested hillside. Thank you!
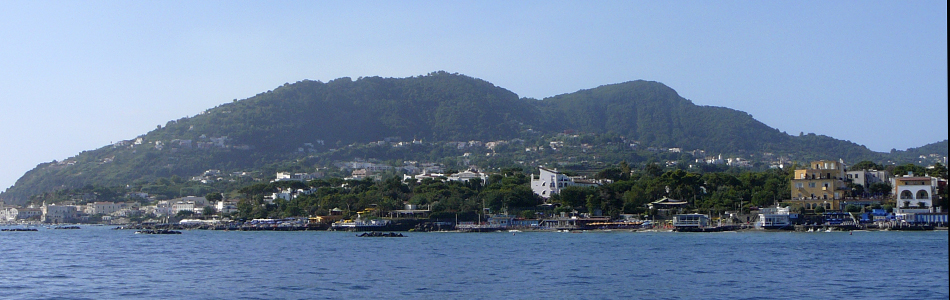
[536,81,792,153]
[0,72,939,205]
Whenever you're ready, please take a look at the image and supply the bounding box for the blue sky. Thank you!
[1,1,947,192]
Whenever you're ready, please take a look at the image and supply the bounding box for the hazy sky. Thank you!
[1,1,947,192]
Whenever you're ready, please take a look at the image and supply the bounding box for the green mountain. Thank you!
[0,72,940,205]
[885,140,949,163]
[535,81,792,153]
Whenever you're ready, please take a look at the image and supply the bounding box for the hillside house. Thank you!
[530,167,605,199]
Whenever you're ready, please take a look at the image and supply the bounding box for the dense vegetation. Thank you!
[2,72,945,205]
[24,160,948,222]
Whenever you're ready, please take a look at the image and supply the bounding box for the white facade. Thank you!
[405,170,489,185]
[273,172,317,182]
[153,200,175,216]
[112,208,142,218]
[846,170,890,188]
[42,204,79,223]
[267,189,295,203]
[673,214,709,227]
[893,176,940,214]
[216,201,238,214]
[0,207,18,222]
[530,167,602,199]
[755,206,793,229]
[177,196,208,207]
[172,201,197,215]
[447,170,489,184]
[17,208,42,220]
[89,202,123,215]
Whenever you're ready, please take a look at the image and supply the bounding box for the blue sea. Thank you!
[1,226,946,300]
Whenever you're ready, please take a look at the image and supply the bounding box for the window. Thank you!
[916,190,929,200]
[900,190,913,199]
[808,182,816,188]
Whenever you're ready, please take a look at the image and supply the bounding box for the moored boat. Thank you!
[331,218,392,231]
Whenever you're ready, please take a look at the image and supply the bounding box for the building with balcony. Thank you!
[893,174,940,217]
[787,160,848,211]
[530,167,604,199]
[791,160,847,201]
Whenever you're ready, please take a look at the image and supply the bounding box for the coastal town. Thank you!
[2,158,946,233]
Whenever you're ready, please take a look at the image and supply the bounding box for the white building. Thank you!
[216,201,238,214]
[266,188,296,203]
[347,169,378,181]
[0,207,18,222]
[172,201,196,215]
[405,169,489,185]
[447,170,489,184]
[530,167,604,199]
[893,175,941,218]
[846,169,890,188]
[17,208,42,220]
[273,172,318,182]
[178,196,208,207]
[152,200,175,216]
[755,205,793,229]
[112,207,142,218]
[42,204,79,223]
[88,202,123,215]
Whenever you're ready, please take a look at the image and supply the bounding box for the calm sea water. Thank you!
[1,226,946,300]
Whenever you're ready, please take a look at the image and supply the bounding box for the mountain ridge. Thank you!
[1,72,945,205]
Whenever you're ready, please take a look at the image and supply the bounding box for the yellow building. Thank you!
[790,160,847,210]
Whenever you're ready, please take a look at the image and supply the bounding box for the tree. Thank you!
[927,163,948,179]
[596,167,625,181]
[586,194,602,215]
[850,161,883,171]
[845,204,861,213]
[891,164,927,177]
[644,163,663,177]
[868,182,892,198]
[205,192,223,203]
[558,186,594,209]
